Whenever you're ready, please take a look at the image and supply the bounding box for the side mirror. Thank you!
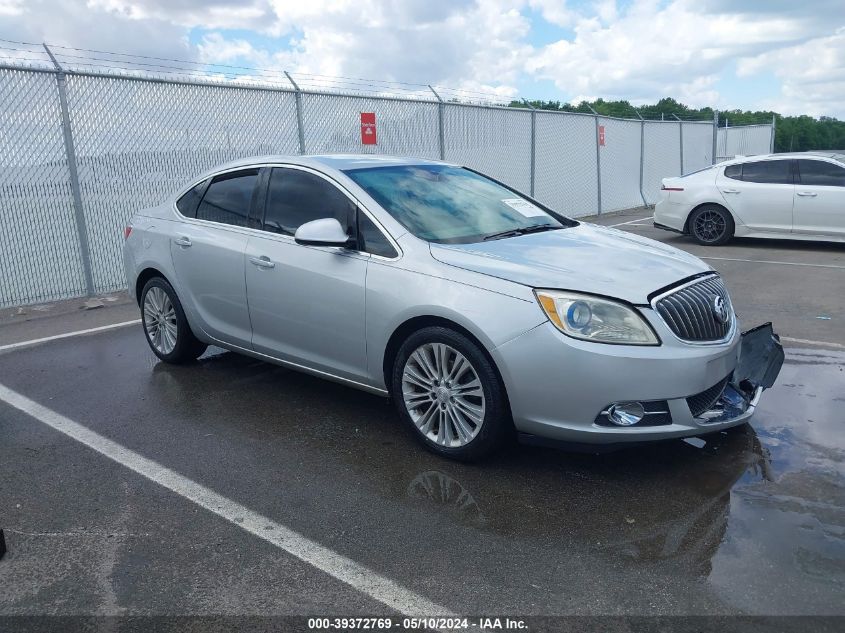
[294,218,350,247]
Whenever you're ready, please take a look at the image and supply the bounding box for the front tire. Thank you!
[689,205,734,246]
[140,277,207,363]
[391,326,511,461]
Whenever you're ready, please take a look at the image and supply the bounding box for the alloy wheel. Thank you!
[693,209,727,243]
[402,343,486,447]
[143,286,178,355]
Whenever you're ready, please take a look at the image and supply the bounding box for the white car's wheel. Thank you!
[689,205,734,246]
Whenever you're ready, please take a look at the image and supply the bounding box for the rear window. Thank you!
[176,180,207,218]
[723,164,742,180]
[196,169,259,227]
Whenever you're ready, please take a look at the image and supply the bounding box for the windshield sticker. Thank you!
[502,198,546,217]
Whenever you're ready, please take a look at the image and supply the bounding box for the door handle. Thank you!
[721,189,740,194]
[797,191,818,197]
[174,236,192,247]
[249,256,275,269]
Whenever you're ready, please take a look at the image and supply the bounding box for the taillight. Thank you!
[661,184,684,191]
[124,226,133,240]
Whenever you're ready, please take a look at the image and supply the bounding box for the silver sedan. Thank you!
[123,155,783,460]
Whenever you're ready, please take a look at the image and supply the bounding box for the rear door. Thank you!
[715,159,794,233]
[793,159,845,237]
[244,166,370,382]
[170,168,261,348]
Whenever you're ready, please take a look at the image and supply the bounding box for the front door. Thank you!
[244,166,369,382]
[793,159,845,238]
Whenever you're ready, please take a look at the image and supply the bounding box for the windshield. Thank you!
[343,164,570,243]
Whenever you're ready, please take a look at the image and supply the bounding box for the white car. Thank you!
[654,151,845,245]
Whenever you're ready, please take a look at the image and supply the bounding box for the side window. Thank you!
[798,159,845,187]
[358,212,398,258]
[263,168,355,236]
[740,160,792,185]
[176,180,207,218]
[195,169,259,227]
[723,164,742,180]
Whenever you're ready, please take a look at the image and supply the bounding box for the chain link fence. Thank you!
[0,65,774,308]
[716,124,775,162]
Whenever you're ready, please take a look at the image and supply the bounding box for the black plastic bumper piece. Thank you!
[736,322,784,391]
[653,222,684,234]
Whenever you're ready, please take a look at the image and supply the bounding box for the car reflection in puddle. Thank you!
[404,426,765,578]
[401,348,844,613]
[148,343,844,614]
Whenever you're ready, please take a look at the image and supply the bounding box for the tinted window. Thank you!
[723,164,742,180]
[176,180,207,218]
[264,168,355,236]
[358,213,397,258]
[740,160,792,185]
[343,165,568,244]
[196,170,259,227]
[798,159,845,187]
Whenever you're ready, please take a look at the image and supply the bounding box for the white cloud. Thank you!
[526,0,829,109]
[85,0,271,31]
[528,0,575,27]
[193,0,529,100]
[0,0,25,16]
[736,28,845,117]
[1,0,842,117]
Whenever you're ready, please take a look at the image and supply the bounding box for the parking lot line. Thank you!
[0,382,454,618]
[700,256,845,270]
[608,216,654,227]
[781,336,845,350]
[0,319,141,352]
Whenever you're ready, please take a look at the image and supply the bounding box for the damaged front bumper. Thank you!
[696,323,784,425]
[507,321,785,450]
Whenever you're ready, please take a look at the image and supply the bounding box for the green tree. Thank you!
[508,96,843,152]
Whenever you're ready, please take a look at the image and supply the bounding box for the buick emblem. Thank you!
[712,295,729,324]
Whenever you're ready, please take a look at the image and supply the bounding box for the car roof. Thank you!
[727,151,845,164]
[197,153,453,177]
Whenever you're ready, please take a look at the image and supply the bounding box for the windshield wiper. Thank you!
[482,224,559,241]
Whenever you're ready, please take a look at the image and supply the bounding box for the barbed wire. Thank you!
[0,38,719,117]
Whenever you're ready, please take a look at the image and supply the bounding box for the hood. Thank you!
[429,222,711,304]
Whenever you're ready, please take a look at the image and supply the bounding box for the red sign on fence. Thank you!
[598,125,606,146]
[361,112,377,145]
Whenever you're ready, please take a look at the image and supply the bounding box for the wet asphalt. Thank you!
[0,212,843,621]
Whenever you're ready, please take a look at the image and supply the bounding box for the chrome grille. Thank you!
[654,275,733,342]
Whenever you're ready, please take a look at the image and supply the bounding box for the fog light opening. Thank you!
[607,402,646,426]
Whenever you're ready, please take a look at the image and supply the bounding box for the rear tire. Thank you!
[391,326,511,461]
[689,205,734,246]
[140,277,207,364]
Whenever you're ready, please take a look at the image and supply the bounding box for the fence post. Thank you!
[285,72,306,155]
[711,110,719,164]
[672,114,684,175]
[522,100,537,197]
[588,105,602,215]
[429,85,445,161]
[637,113,648,208]
[43,43,94,298]
[770,114,776,153]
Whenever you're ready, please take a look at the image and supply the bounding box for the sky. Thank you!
[1,0,844,117]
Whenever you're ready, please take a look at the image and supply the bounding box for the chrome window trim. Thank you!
[171,162,403,262]
[650,273,737,346]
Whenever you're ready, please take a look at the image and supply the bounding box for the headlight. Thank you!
[534,290,660,345]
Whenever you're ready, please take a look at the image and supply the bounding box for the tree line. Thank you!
[508,97,845,153]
